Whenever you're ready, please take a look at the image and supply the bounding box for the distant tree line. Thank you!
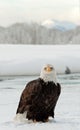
[0,22,80,44]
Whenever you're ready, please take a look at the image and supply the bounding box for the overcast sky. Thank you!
[0,0,80,26]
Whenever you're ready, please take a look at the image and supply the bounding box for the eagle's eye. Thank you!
[50,67,53,70]
[44,67,47,70]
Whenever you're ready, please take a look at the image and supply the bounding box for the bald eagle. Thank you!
[15,64,61,122]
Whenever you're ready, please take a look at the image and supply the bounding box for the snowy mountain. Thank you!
[42,19,76,31]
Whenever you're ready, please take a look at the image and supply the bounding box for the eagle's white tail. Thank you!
[13,112,27,123]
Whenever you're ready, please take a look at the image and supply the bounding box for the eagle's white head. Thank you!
[40,64,57,84]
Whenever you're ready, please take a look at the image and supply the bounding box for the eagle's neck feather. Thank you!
[40,72,57,85]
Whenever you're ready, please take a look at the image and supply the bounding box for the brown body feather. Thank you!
[16,78,61,122]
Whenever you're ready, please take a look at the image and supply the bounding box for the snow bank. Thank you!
[0,44,80,75]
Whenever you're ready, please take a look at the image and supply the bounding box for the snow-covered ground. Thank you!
[0,45,80,75]
[0,74,80,130]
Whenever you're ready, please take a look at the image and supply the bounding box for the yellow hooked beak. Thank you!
[46,66,52,72]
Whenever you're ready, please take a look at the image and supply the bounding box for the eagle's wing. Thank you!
[57,83,61,96]
[16,79,42,114]
[44,83,61,116]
